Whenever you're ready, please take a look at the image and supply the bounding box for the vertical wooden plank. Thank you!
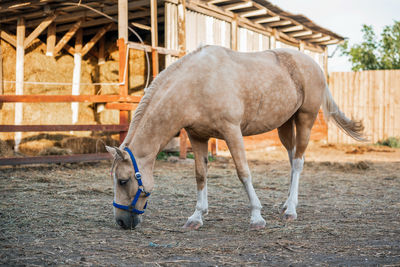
[178,0,188,155]
[178,0,186,56]
[118,0,128,40]
[0,37,3,109]
[270,28,277,49]
[15,17,25,152]
[118,38,128,143]
[179,129,187,159]
[98,36,105,65]
[71,28,82,126]
[118,0,129,144]
[210,138,217,157]
[323,46,328,83]
[46,22,56,56]
[151,0,159,78]
[231,14,238,50]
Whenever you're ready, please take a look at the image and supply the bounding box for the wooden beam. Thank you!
[132,22,151,31]
[0,124,129,132]
[0,30,16,47]
[299,33,322,39]
[254,16,280,24]
[24,14,56,49]
[54,19,82,55]
[319,39,341,45]
[128,42,181,56]
[231,14,238,50]
[81,23,113,57]
[281,25,303,32]
[289,30,312,38]
[118,0,128,40]
[309,36,331,43]
[105,103,138,110]
[270,28,277,49]
[223,1,252,11]
[267,20,292,27]
[238,9,267,18]
[0,95,141,103]
[178,0,186,57]
[299,40,305,52]
[46,22,56,56]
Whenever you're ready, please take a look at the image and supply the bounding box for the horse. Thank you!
[106,45,364,230]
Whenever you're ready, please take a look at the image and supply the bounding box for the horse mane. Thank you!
[120,45,206,147]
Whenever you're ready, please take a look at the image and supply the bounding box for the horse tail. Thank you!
[322,86,366,141]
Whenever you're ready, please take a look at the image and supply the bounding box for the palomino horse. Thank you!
[106,45,364,230]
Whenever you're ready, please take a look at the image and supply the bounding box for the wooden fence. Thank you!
[328,70,400,144]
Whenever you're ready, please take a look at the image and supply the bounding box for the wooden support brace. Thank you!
[24,14,57,49]
[81,23,113,57]
[152,48,159,78]
[0,30,16,47]
[0,38,3,109]
[231,15,238,50]
[54,19,82,55]
[46,22,56,56]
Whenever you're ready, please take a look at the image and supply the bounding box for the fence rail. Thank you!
[328,70,400,144]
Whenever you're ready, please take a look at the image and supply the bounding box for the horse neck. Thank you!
[129,100,184,161]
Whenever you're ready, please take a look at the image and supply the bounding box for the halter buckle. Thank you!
[135,172,142,180]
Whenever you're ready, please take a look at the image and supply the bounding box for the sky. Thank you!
[269,0,400,72]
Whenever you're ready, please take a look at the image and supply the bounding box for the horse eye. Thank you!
[118,179,129,186]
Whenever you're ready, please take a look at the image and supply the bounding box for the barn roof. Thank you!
[0,0,344,51]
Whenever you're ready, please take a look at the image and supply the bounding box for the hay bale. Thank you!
[0,139,13,157]
[61,136,119,154]
[39,147,72,156]
[19,139,54,155]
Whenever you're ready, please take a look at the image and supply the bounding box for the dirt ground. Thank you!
[1,143,399,266]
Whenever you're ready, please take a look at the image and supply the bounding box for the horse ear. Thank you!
[114,146,127,160]
[106,146,118,158]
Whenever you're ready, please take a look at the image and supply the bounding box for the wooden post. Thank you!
[46,22,56,56]
[177,0,188,158]
[118,38,128,143]
[323,46,329,83]
[231,14,238,50]
[177,0,186,57]
[14,17,25,152]
[71,28,82,126]
[179,129,188,159]
[151,0,159,78]
[270,28,277,49]
[118,0,129,144]
[98,36,105,65]
[210,138,217,157]
[0,37,3,109]
[299,40,305,52]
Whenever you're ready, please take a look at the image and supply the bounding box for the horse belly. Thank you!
[240,88,300,136]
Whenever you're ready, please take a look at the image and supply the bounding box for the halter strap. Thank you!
[112,147,150,214]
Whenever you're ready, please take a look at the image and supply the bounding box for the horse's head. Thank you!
[106,146,152,229]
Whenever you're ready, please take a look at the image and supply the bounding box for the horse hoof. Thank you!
[183,220,203,230]
[283,213,297,221]
[250,219,266,230]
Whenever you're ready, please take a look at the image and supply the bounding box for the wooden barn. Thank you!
[0,0,344,164]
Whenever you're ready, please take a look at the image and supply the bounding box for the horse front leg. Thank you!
[183,135,209,230]
[223,125,266,230]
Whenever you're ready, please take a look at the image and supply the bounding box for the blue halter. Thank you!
[112,147,151,214]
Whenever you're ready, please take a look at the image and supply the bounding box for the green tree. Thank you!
[340,21,400,71]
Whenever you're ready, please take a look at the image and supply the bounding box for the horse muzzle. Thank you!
[115,211,141,229]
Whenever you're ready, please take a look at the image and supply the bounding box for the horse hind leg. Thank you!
[183,134,209,230]
[281,111,317,221]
